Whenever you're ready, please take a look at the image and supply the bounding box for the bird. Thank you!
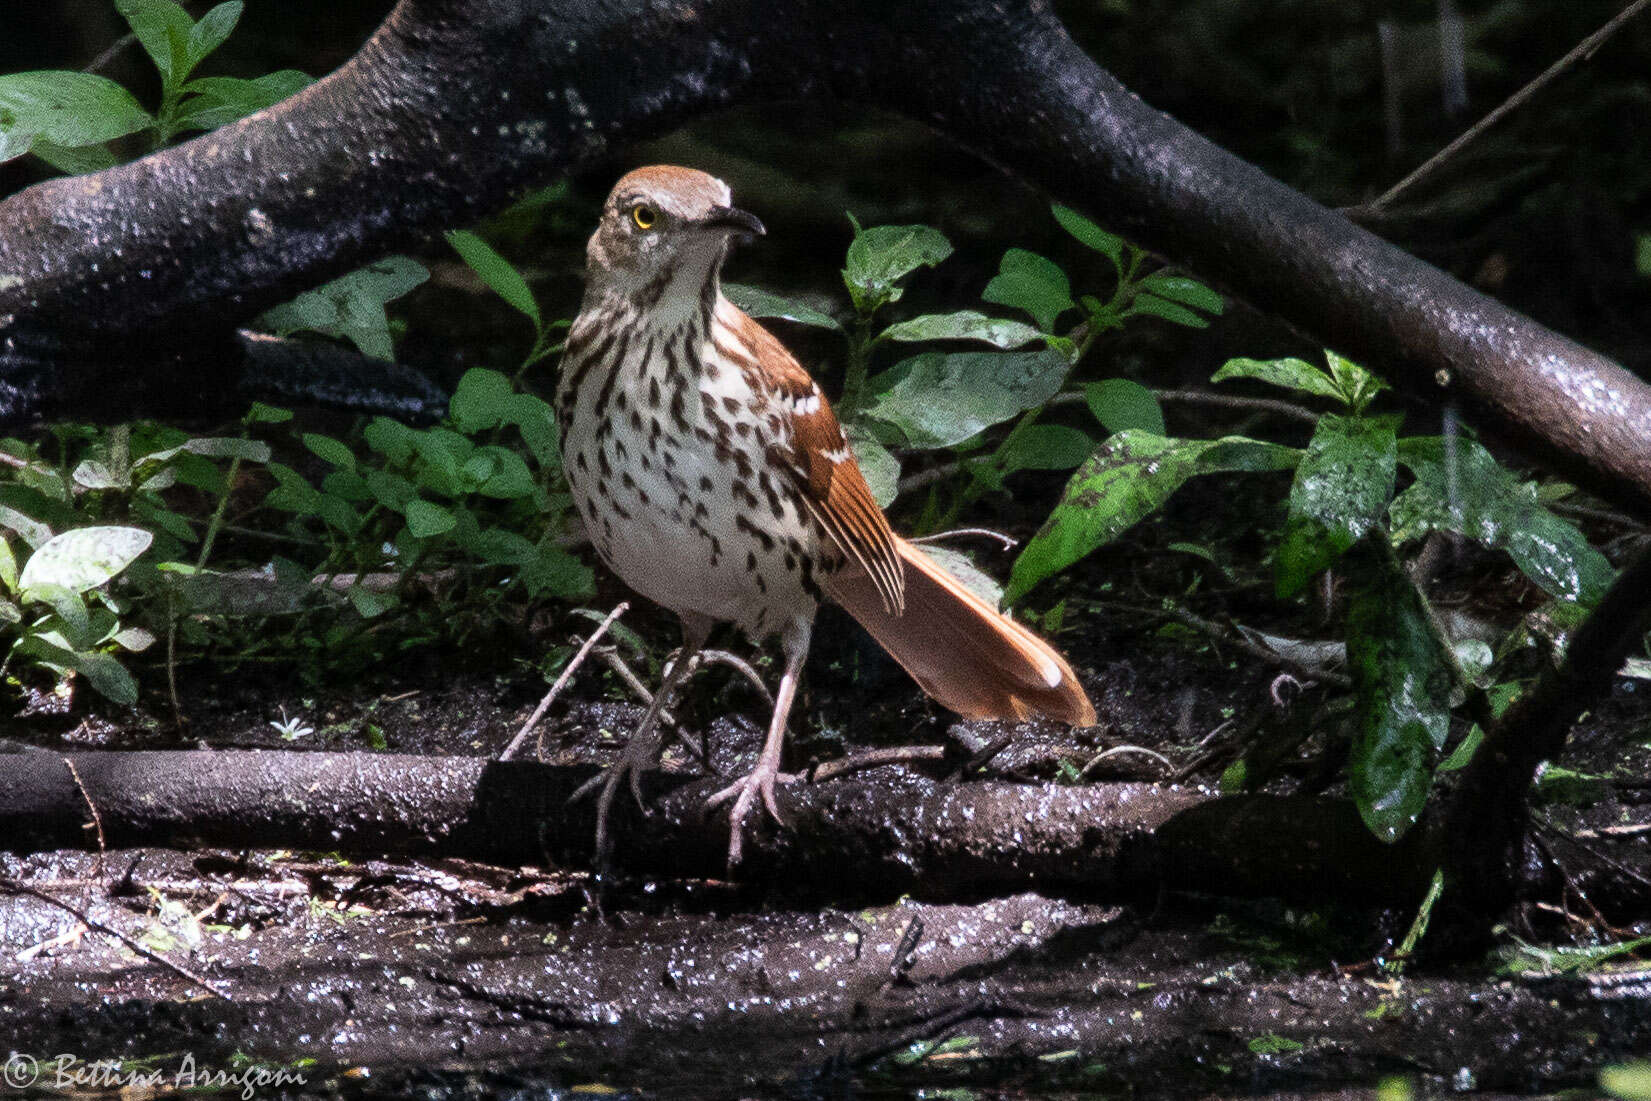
[556,165,1096,870]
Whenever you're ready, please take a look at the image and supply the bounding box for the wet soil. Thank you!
[4,482,1650,1098]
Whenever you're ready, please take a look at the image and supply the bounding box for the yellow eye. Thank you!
[632,205,657,230]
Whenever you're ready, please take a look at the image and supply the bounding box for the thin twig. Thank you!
[1368,0,1651,211]
[0,876,232,999]
[60,756,107,878]
[499,603,628,760]
[808,746,948,783]
[1105,600,1352,688]
[1079,744,1176,779]
[908,528,1019,551]
[697,649,775,705]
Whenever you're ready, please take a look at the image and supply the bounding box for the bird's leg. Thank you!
[574,613,712,873]
[707,617,811,870]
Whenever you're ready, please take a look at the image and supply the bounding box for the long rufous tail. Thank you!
[824,537,1096,726]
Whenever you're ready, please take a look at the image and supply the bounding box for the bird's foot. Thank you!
[705,754,793,871]
[569,717,667,872]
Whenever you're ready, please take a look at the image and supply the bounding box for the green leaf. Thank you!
[347,585,395,619]
[0,536,16,592]
[185,2,243,74]
[862,350,1070,449]
[1601,1061,1651,1101]
[302,433,357,469]
[1325,350,1389,412]
[846,425,900,508]
[247,402,293,424]
[449,368,517,433]
[1127,294,1210,328]
[29,139,119,175]
[1274,413,1399,598]
[446,229,541,328]
[0,71,153,162]
[1344,544,1453,843]
[1390,436,1614,606]
[363,468,417,511]
[474,446,535,498]
[1085,379,1165,435]
[258,256,429,361]
[1212,356,1346,404]
[879,310,1047,350]
[363,417,417,465]
[1006,431,1297,603]
[722,284,842,331]
[842,222,952,313]
[262,463,320,512]
[997,425,1094,472]
[115,0,195,85]
[507,393,560,466]
[1051,204,1125,270]
[19,526,154,597]
[522,541,594,598]
[982,249,1074,332]
[173,71,311,131]
[1138,274,1224,315]
[404,499,457,538]
[182,436,270,462]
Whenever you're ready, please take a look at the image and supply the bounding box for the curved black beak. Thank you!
[702,205,766,239]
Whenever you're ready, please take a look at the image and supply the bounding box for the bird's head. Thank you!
[585,165,764,305]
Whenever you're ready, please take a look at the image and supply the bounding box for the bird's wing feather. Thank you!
[714,303,904,614]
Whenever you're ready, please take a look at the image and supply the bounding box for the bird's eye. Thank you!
[632,205,657,230]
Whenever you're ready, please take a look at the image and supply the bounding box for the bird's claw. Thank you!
[706,759,792,870]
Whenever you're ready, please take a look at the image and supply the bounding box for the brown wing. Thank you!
[714,305,905,614]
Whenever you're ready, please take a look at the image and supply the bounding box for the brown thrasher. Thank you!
[557,166,1096,867]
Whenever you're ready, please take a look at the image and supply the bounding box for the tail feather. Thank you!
[824,537,1096,726]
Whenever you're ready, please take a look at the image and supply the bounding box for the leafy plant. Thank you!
[1007,348,1616,842]
[0,0,311,172]
[728,203,1223,519]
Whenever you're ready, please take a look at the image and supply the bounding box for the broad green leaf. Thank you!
[1325,350,1389,412]
[1138,274,1224,315]
[723,284,842,331]
[314,495,362,535]
[446,230,540,328]
[1006,431,1295,603]
[1212,356,1345,404]
[846,425,900,508]
[0,503,54,549]
[30,139,119,175]
[0,536,16,591]
[474,446,535,499]
[842,222,952,313]
[997,424,1093,472]
[1601,1062,1651,1101]
[182,436,270,462]
[1051,204,1125,270]
[302,433,357,469]
[450,368,516,433]
[1274,413,1399,598]
[173,71,311,131]
[262,463,319,512]
[258,256,429,361]
[880,310,1047,350]
[72,460,128,491]
[0,71,153,161]
[364,417,417,464]
[19,526,153,597]
[18,634,140,705]
[1085,378,1165,435]
[507,392,560,466]
[982,249,1073,332]
[347,584,395,619]
[404,499,457,538]
[862,349,1069,449]
[1345,545,1452,843]
[1390,436,1613,606]
[115,0,195,87]
[463,527,536,565]
[247,402,293,424]
[185,2,243,74]
[321,469,371,502]
[522,541,594,598]
[113,624,157,652]
[363,468,417,511]
[1127,294,1210,328]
